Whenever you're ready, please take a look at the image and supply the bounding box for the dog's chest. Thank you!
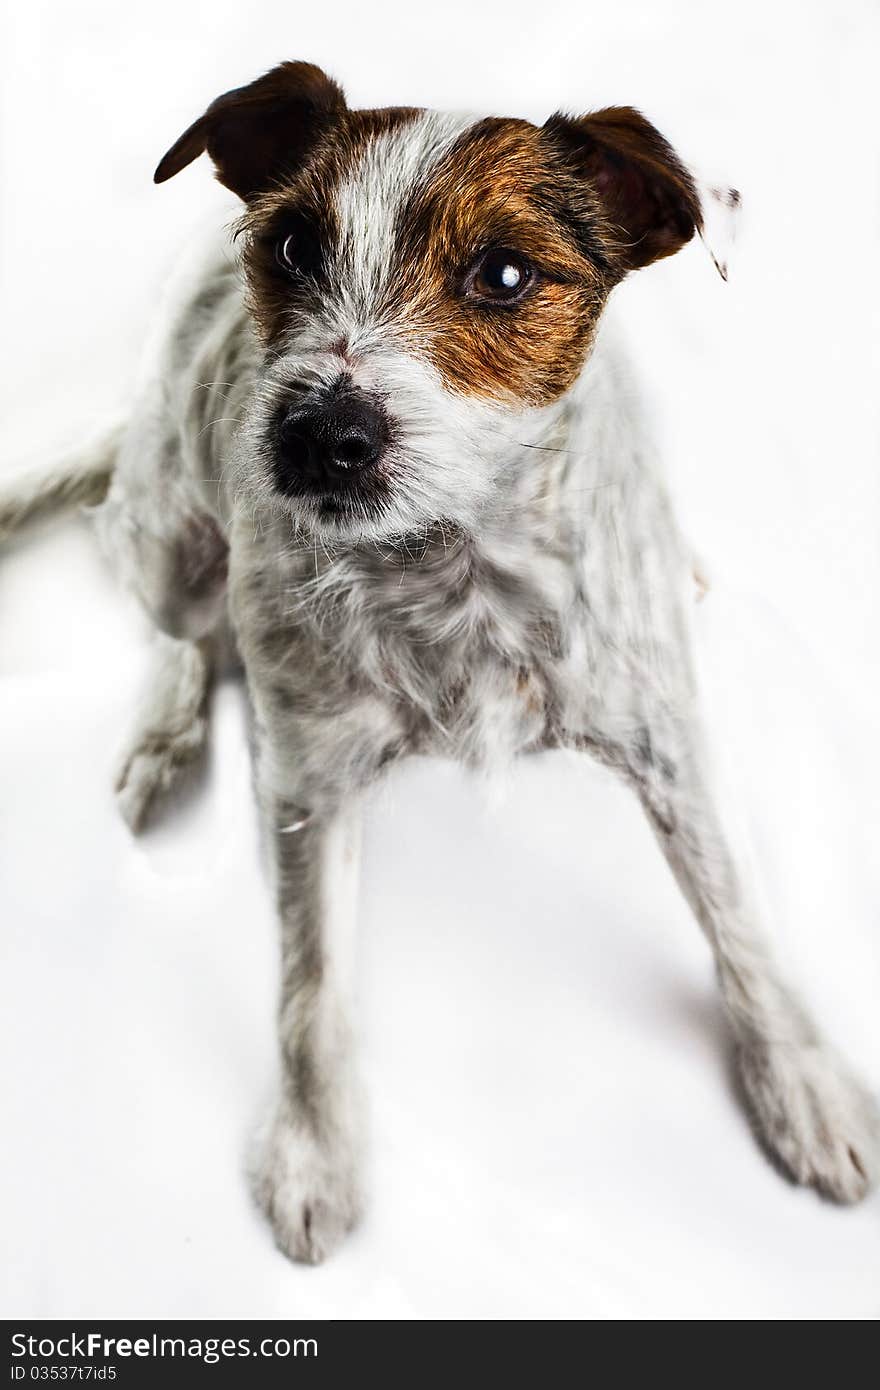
[423,646,553,764]
[232,501,693,795]
[237,528,572,768]
[336,553,563,762]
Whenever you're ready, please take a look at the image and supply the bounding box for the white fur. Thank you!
[333,110,475,311]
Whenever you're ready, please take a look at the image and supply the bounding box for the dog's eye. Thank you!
[469,249,533,303]
[276,235,300,274]
[273,216,323,280]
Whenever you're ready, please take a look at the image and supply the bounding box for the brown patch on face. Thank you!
[374,117,617,405]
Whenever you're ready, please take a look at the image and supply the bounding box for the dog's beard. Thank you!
[236,345,556,547]
[260,439,485,546]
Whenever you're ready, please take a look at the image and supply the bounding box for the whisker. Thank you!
[197,415,243,439]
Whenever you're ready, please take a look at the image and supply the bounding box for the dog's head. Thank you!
[156,62,714,541]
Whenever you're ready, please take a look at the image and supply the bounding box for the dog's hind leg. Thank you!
[115,631,214,832]
[0,419,122,542]
[97,431,230,832]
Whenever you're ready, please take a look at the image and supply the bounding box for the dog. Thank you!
[2,60,877,1264]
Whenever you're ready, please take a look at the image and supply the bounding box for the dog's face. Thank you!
[156,62,703,540]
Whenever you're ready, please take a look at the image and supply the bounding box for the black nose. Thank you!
[276,388,387,491]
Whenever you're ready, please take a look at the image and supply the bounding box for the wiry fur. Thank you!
[4,64,878,1263]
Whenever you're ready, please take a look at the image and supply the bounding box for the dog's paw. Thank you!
[115,719,207,833]
[252,1111,362,1265]
[738,1038,880,1203]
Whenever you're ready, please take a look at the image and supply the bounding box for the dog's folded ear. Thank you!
[154,61,346,200]
[545,107,704,272]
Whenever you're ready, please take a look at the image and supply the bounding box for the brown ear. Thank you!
[545,107,702,271]
[153,61,346,200]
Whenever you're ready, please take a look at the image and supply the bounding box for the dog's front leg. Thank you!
[254,788,365,1264]
[627,717,879,1201]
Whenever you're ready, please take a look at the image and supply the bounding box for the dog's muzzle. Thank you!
[274,382,389,498]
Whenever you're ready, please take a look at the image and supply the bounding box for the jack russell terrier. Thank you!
[2,60,876,1263]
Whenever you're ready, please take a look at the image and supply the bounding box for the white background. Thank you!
[1,0,879,1319]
